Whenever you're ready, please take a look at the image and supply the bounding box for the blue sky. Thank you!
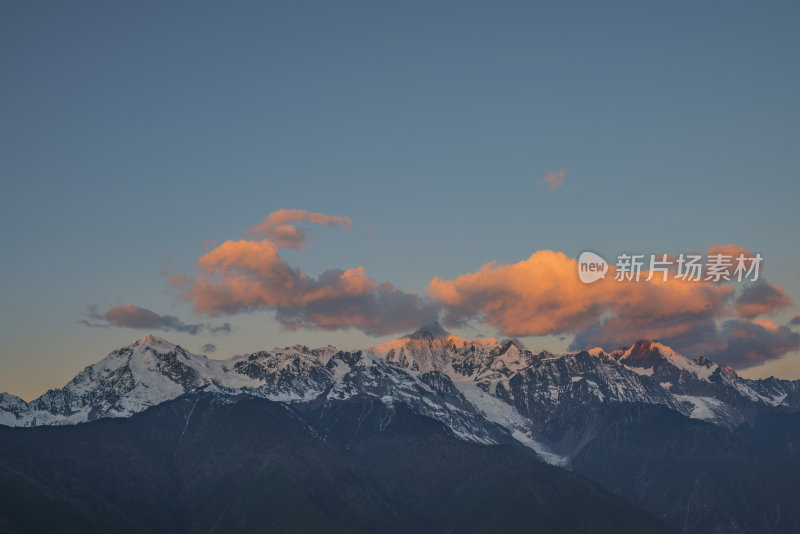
[2,1,799,399]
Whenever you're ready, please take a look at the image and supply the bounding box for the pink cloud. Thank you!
[428,249,797,368]
[428,250,733,339]
[174,213,437,335]
[175,239,376,315]
[540,170,565,192]
[247,209,353,249]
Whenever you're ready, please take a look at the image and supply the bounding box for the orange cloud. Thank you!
[428,249,797,367]
[175,239,375,315]
[174,231,438,335]
[707,244,762,274]
[752,318,779,331]
[429,250,733,339]
[247,209,353,249]
[707,244,755,259]
[540,170,565,192]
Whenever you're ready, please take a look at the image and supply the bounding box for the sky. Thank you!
[1,1,799,400]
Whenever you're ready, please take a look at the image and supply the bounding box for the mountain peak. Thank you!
[500,338,526,349]
[408,322,450,340]
[130,334,173,348]
[617,340,668,367]
[631,339,658,350]
[617,340,721,383]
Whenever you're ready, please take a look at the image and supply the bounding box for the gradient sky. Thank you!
[2,1,799,400]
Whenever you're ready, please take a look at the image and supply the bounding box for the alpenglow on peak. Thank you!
[408,322,450,340]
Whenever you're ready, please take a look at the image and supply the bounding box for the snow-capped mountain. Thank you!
[0,335,341,427]
[2,326,799,465]
[607,340,800,426]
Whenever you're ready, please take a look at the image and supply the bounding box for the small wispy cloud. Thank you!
[246,209,353,250]
[79,304,231,336]
[540,169,565,192]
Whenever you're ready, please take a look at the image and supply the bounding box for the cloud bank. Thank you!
[169,208,797,370]
[173,210,437,336]
[429,247,797,369]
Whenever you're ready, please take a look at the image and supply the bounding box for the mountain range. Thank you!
[2,324,800,533]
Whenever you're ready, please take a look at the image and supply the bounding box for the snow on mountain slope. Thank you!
[231,344,340,401]
[0,393,28,427]
[617,340,716,382]
[745,376,800,407]
[326,351,517,446]
[2,336,343,427]
[374,330,800,431]
[374,328,679,415]
[2,326,799,465]
[373,324,500,375]
[612,339,792,426]
[0,333,526,457]
[20,335,205,425]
